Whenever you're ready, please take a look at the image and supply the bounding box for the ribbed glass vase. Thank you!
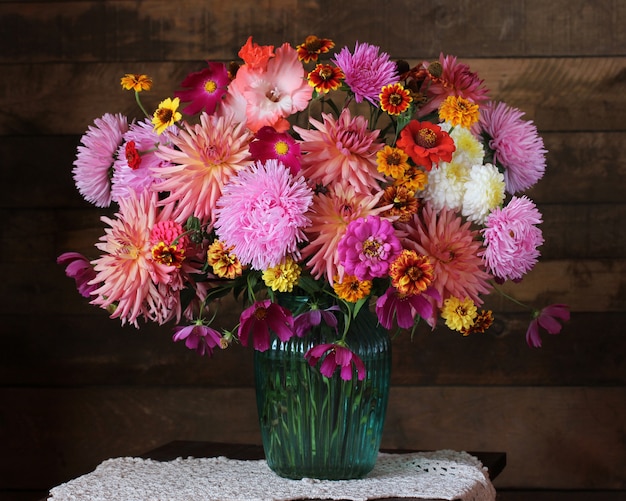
[254,298,391,480]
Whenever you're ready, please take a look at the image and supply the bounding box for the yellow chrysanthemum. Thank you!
[333,274,372,303]
[377,145,410,179]
[441,296,478,332]
[262,256,301,292]
[120,73,153,92]
[439,95,480,128]
[152,97,182,134]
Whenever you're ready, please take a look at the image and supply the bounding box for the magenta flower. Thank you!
[57,252,99,298]
[293,304,340,337]
[375,286,441,330]
[481,196,544,281]
[304,343,366,381]
[172,323,224,356]
[525,304,570,348]
[238,300,294,351]
[332,42,398,104]
[249,126,302,175]
[174,61,230,115]
[338,216,402,281]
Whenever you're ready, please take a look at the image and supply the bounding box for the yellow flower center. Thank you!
[204,79,218,93]
[362,238,381,257]
[274,140,289,155]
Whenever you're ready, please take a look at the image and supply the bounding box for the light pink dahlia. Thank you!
[214,159,313,270]
[73,113,129,207]
[154,113,253,223]
[294,108,385,194]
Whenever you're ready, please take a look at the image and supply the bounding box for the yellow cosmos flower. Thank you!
[152,97,182,134]
[120,74,153,92]
[333,274,372,303]
[439,95,480,128]
[441,296,478,332]
[262,256,301,292]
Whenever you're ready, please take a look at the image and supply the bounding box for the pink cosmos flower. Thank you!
[481,196,544,282]
[294,108,385,194]
[304,343,367,381]
[57,252,99,298]
[525,304,570,348]
[73,113,129,207]
[174,61,230,115]
[172,323,224,356]
[338,216,402,281]
[214,159,313,270]
[375,286,441,330]
[249,126,301,175]
[478,101,547,194]
[293,304,340,337]
[332,42,398,104]
[238,300,294,351]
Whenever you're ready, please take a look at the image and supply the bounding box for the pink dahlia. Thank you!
[249,126,301,175]
[155,113,253,223]
[481,196,544,281]
[294,108,385,194]
[332,42,398,104]
[174,61,230,116]
[238,300,294,352]
[73,113,129,207]
[525,304,570,348]
[478,101,547,194]
[304,343,366,381]
[399,202,492,308]
[57,252,99,298]
[338,216,402,281]
[214,159,313,270]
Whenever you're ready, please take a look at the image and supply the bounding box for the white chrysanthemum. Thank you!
[421,161,469,211]
[462,163,506,224]
[450,126,484,167]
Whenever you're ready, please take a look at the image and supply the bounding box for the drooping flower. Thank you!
[172,322,224,357]
[481,195,544,281]
[296,35,335,63]
[379,83,412,115]
[441,296,478,332]
[155,112,253,223]
[333,274,372,303]
[262,256,302,292]
[152,97,182,134]
[375,286,440,330]
[73,113,129,207]
[377,145,410,179]
[120,74,153,92]
[295,108,385,194]
[207,240,243,279]
[308,63,345,94]
[396,121,455,170]
[461,163,506,224]
[525,304,570,348]
[478,101,547,194]
[174,61,230,115]
[337,216,402,281]
[249,126,301,175]
[57,252,99,298]
[293,304,340,337]
[304,343,366,381]
[238,300,294,351]
[332,42,398,104]
[438,95,480,128]
[214,159,314,270]
[389,250,434,296]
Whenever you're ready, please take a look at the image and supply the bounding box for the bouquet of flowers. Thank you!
[58,35,569,380]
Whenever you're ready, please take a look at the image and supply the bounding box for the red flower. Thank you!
[396,121,455,170]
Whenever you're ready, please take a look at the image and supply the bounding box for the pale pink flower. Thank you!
[304,343,366,381]
[525,304,570,348]
[173,323,224,356]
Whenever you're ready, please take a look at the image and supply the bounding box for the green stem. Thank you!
[135,91,151,119]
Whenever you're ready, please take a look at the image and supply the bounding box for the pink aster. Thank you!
[478,101,547,194]
[155,112,253,223]
[57,252,99,298]
[481,196,544,282]
[214,159,313,270]
[304,343,366,381]
[174,61,230,116]
[73,113,129,207]
[249,126,301,175]
[375,286,441,330]
[338,216,402,281]
[399,202,493,308]
[294,108,385,194]
[172,322,224,356]
[332,42,398,104]
[238,300,294,351]
[525,304,570,348]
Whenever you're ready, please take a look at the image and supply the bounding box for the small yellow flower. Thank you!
[333,274,372,303]
[262,257,301,292]
[439,95,480,128]
[152,97,182,134]
[377,145,409,179]
[120,74,153,92]
[395,164,428,192]
[441,297,478,332]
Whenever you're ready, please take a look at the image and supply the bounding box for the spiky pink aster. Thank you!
[57,252,99,298]
[174,61,230,115]
[155,112,253,223]
[332,42,398,104]
[172,322,224,356]
[294,108,385,194]
[478,101,547,194]
[214,159,313,270]
[249,126,301,175]
[481,195,544,281]
[304,343,366,381]
[238,300,294,351]
[73,113,129,207]
[525,304,570,348]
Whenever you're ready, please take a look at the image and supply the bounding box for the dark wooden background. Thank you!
[1,1,625,500]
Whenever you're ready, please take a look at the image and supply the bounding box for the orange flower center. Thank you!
[417,128,437,148]
[254,307,268,320]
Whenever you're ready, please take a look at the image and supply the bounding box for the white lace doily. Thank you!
[48,450,496,501]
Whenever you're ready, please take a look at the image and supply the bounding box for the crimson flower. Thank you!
[57,252,98,298]
[238,300,294,351]
[375,286,441,330]
[174,61,230,115]
[304,343,366,381]
[248,126,302,175]
[525,304,570,348]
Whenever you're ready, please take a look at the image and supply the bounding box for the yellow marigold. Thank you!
[152,97,182,134]
[333,274,372,303]
[461,309,494,336]
[395,164,428,192]
[441,296,478,332]
[207,240,242,279]
[377,145,409,179]
[121,73,153,92]
[438,95,480,128]
[262,256,301,293]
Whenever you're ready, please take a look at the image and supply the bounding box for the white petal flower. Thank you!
[462,163,506,224]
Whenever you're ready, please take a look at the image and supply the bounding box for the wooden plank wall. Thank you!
[1,0,625,499]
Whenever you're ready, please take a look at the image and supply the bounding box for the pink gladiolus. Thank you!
[525,304,570,348]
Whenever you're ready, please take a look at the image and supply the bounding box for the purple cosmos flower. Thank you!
[338,216,402,281]
[249,126,302,175]
[375,286,441,330]
[304,343,366,381]
[174,61,230,115]
[525,304,570,348]
[293,304,340,337]
[238,300,294,351]
[172,323,224,357]
[57,252,99,298]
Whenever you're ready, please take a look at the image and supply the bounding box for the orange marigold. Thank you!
[439,95,480,128]
[389,249,434,295]
[121,74,153,92]
[381,185,418,223]
[333,274,372,303]
[207,240,243,279]
[297,35,335,63]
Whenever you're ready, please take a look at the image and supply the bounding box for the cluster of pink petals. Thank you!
[376,286,441,330]
[481,196,544,281]
[172,323,224,356]
[525,304,570,348]
[304,343,366,381]
[57,252,99,298]
[238,300,294,351]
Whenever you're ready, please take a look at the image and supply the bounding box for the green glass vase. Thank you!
[254,300,391,480]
